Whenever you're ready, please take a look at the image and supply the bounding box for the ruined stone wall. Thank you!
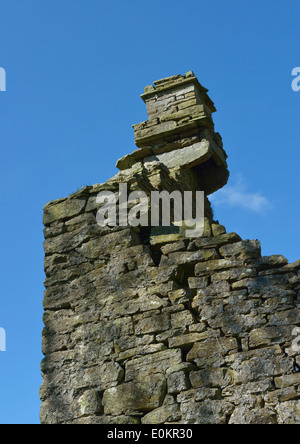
[40,73,300,424]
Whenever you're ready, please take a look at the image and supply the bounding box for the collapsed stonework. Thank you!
[40,72,300,424]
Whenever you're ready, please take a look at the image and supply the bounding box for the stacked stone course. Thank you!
[40,73,300,424]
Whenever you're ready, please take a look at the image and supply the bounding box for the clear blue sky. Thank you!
[0,0,299,424]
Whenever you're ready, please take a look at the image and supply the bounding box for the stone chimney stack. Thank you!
[117,71,229,196]
[136,71,216,144]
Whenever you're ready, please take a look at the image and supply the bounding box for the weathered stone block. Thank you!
[168,331,212,349]
[177,388,220,405]
[43,197,86,225]
[167,371,189,394]
[190,368,233,389]
[274,374,300,389]
[167,249,219,265]
[134,313,171,335]
[141,403,181,424]
[125,349,182,381]
[117,343,167,362]
[170,310,195,329]
[194,259,244,276]
[249,326,293,349]
[211,267,256,283]
[229,407,277,424]
[81,361,124,390]
[186,337,238,367]
[102,375,167,415]
[276,401,300,424]
[228,346,293,385]
[168,288,191,305]
[161,241,186,255]
[219,239,261,260]
[180,399,234,424]
[77,390,103,417]
[188,276,209,290]
[193,232,241,249]
[268,308,300,326]
[211,223,226,236]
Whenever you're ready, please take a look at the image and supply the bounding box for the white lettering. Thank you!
[127,190,149,227]
[292,327,300,352]
[151,190,182,227]
[292,67,300,92]
[96,191,117,227]
[0,68,6,92]
[0,327,6,352]
[95,184,205,238]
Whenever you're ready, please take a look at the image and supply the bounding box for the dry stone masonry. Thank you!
[41,72,300,424]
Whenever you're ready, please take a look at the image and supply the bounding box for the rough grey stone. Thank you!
[41,72,300,425]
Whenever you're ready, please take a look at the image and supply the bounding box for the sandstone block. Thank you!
[43,197,86,225]
[141,403,181,424]
[187,337,238,367]
[125,349,182,381]
[167,371,189,394]
[249,326,293,349]
[102,375,166,415]
[219,239,261,260]
[180,399,234,424]
[190,368,233,389]
[134,313,171,335]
